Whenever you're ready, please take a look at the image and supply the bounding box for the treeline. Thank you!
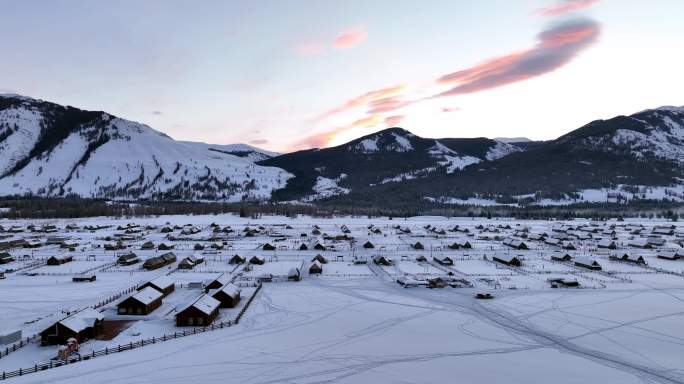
[0,196,681,220]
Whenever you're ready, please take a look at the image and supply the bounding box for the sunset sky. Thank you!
[1,0,683,152]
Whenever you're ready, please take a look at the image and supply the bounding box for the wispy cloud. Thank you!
[151,110,163,115]
[291,114,383,151]
[315,85,405,121]
[295,25,369,56]
[333,26,368,50]
[536,0,599,17]
[384,115,405,127]
[249,139,268,145]
[434,18,600,97]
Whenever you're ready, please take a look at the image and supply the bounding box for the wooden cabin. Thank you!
[492,255,522,267]
[433,255,454,266]
[138,276,175,297]
[363,241,375,249]
[551,253,572,262]
[117,252,140,266]
[143,252,176,270]
[310,254,328,264]
[40,309,103,345]
[412,242,424,250]
[249,255,265,265]
[657,251,683,260]
[175,295,220,327]
[205,272,232,292]
[228,254,246,265]
[210,283,241,308]
[140,241,155,250]
[0,252,14,264]
[262,243,276,251]
[158,242,175,251]
[574,257,602,270]
[73,274,97,282]
[47,255,73,265]
[372,255,392,266]
[309,261,323,274]
[597,239,617,249]
[118,287,163,315]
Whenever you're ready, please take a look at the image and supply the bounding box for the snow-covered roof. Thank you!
[217,283,240,298]
[146,276,174,290]
[179,294,220,316]
[129,286,163,305]
[59,309,103,333]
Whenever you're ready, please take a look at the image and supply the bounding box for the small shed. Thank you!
[262,243,276,251]
[412,241,424,250]
[363,241,375,249]
[140,241,155,250]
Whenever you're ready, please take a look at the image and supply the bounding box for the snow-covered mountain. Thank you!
[0,95,291,201]
[555,106,684,163]
[261,127,522,201]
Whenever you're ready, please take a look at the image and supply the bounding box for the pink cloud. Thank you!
[290,114,383,151]
[249,139,268,145]
[367,96,412,114]
[536,0,599,17]
[384,115,405,127]
[333,26,368,50]
[434,18,600,97]
[295,42,326,56]
[315,85,405,121]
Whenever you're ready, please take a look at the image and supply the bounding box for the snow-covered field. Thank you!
[0,214,683,383]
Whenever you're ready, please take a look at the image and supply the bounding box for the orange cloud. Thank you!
[367,96,412,114]
[315,84,406,121]
[333,26,368,50]
[434,18,600,97]
[290,114,383,151]
[384,115,405,127]
[536,0,599,17]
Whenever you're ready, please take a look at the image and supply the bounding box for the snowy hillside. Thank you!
[556,106,684,163]
[0,95,291,201]
[262,128,522,201]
